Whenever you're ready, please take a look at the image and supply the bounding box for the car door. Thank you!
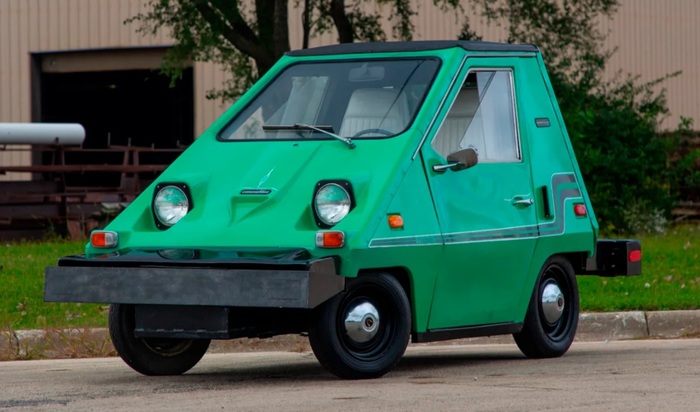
[421,62,538,330]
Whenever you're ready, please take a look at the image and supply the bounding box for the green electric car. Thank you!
[45,41,641,379]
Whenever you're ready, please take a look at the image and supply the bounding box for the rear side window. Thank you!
[431,70,520,162]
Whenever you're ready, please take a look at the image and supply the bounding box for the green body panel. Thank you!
[100,132,415,256]
[350,157,443,334]
[86,44,598,333]
[509,56,597,321]
[421,86,538,327]
[422,56,539,328]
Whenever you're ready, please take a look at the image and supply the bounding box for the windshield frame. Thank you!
[216,57,442,143]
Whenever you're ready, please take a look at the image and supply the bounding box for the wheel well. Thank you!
[356,267,412,308]
[560,252,589,274]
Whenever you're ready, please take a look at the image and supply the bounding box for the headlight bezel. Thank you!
[151,182,193,230]
[312,180,356,228]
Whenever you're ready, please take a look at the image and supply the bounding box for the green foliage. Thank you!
[667,117,700,203]
[310,0,389,42]
[127,0,261,99]
[561,73,679,234]
[473,0,617,84]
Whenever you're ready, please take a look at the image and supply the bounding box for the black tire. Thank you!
[109,304,211,376]
[514,256,579,358]
[308,274,411,379]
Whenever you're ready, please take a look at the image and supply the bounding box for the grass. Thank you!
[0,239,108,331]
[0,225,698,331]
[579,224,700,312]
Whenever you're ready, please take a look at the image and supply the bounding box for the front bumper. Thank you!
[44,248,345,309]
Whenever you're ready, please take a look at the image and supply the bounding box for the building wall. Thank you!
[601,0,700,129]
[0,0,698,179]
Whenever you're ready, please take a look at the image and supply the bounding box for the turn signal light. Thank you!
[388,214,404,229]
[629,250,642,262]
[573,204,587,217]
[91,231,119,248]
[315,231,345,248]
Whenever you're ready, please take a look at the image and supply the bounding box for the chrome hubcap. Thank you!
[344,300,380,343]
[541,282,565,324]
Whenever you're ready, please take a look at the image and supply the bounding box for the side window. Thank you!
[431,70,520,162]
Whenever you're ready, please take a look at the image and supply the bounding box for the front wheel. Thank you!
[308,274,411,379]
[513,256,579,358]
[109,304,211,376]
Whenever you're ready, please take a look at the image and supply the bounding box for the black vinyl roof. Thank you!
[286,40,539,56]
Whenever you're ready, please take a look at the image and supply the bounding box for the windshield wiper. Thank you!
[262,124,356,149]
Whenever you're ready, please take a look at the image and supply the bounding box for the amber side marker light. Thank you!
[388,214,404,229]
[315,231,345,248]
[91,231,119,248]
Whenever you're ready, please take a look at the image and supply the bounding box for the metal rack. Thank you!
[0,144,186,239]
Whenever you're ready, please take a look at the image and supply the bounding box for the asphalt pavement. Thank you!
[3,340,700,411]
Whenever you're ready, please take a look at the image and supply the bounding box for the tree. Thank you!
[466,0,618,86]
[130,0,618,103]
[128,0,457,100]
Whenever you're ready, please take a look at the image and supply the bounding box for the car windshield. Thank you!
[218,59,440,141]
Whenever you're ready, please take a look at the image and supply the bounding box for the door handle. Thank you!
[512,198,534,207]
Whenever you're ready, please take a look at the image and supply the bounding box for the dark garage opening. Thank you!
[41,68,194,149]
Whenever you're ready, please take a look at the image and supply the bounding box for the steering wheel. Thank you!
[352,128,394,138]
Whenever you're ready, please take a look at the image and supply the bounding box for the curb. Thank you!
[578,310,700,341]
[2,310,700,360]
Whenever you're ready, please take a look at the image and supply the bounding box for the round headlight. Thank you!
[154,185,190,227]
[314,183,351,226]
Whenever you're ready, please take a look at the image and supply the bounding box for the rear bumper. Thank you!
[44,249,344,309]
[580,239,642,277]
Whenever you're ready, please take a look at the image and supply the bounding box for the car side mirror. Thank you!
[433,148,478,172]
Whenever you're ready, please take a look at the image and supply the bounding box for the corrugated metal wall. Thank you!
[0,0,698,180]
[601,0,700,129]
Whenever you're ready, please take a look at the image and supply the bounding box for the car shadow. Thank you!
[97,346,539,388]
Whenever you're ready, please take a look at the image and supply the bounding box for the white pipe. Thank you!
[0,123,85,145]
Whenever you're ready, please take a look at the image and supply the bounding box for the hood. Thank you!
[97,133,416,254]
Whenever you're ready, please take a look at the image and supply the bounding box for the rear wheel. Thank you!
[308,274,411,379]
[109,304,210,376]
[513,256,579,358]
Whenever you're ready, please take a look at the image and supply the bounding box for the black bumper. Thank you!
[580,239,642,277]
[44,249,345,309]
